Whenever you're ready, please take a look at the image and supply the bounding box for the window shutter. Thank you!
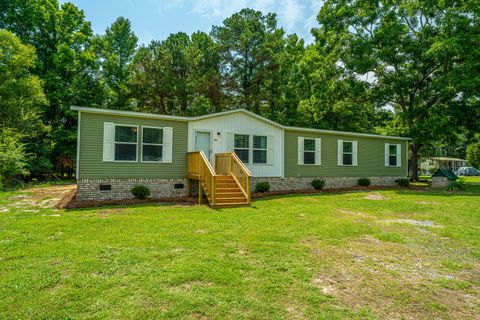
[298,137,304,165]
[385,143,390,166]
[163,127,173,163]
[226,133,234,152]
[103,122,115,162]
[267,135,274,165]
[337,139,343,165]
[315,138,321,165]
[352,141,358,166]
[396,143,402,167]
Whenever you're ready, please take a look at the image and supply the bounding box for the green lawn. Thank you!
[0,185,479,319]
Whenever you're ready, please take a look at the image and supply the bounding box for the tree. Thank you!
[0,128,31,187]
[0,29,47,134]
[131,32,222,116]
[211,9,286,113]
[0,0,101,177]
[97,17,138,110]
[314,0,480,180]
[466,141,480,169]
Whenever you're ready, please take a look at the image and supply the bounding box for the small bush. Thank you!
[311,178,325,190]
[131,185,150,199]
[255,182,270,193]
[395,178,410,188]
[358,178,371,186]
[447,179,467,191]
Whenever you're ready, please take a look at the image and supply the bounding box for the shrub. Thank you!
[358,178,371,186]
[311,178,325,190]
[466,142,480,169]
[255,181,270,193]
[395,178,410,188]
[447,179,467,191]
[131,185,150,199]
[0,128,30,188]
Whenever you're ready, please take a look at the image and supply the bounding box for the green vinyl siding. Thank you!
[285,130,407,177]
[78,112,188,178]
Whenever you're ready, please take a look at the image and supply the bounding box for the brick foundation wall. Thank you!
[251,176,401,191]
[77,178,189,201]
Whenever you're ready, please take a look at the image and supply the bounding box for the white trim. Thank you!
[233,133,250,164]
[76,111,81,179]
[194,129,213,161]
[300,137,318,166]
[71,106,411,141]
[338,140,357,166]
[113,124,139,162]
[71,106,190,122]
[252,135,268,165]
[141,126,164,163]
[384,143,401,167]
[406,141,409,177]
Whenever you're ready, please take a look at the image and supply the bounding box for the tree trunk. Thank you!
[409,143,421,181]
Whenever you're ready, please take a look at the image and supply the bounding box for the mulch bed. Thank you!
[57,185,426,209]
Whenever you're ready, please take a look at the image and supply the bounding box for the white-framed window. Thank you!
[234,134,250,163]
[385,143,401,167]
[297,137,321,165]
[142,127,163,162]
[253,135,267,164]
[303,138,316,164]
[114,124,138,162]
[338,140,357,166]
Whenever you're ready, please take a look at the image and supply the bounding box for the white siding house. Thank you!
[188,111,284,177]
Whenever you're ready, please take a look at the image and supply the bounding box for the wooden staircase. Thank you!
[203,175,249,207]
[187,151,251,208]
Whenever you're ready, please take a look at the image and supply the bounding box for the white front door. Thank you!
[195,131,211,161]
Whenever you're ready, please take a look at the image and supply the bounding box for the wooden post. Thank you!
[247,175,251,204]
[211,175,216,205]
[198,181,202,204]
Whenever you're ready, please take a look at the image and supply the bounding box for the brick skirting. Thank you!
[77,178,189,201]
[251,176,402,191]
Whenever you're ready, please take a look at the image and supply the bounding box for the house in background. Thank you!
[72,106,410,206]
[420,157,468,175]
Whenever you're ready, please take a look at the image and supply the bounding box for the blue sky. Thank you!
[59,0,324,44]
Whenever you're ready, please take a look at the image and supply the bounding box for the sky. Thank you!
[59,0,324,44]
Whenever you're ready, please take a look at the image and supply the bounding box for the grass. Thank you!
[0,184,479,319]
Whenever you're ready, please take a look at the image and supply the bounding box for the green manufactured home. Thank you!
[73,106,410,206]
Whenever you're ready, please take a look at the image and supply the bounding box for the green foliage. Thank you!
[255,182,270,193]
[395,178,410,188]
[447,179,467,192]
[131,185,150,199]
[311,178,326,190]
[358,178,371,187]
[315,0,480,180]
[466,142,480,169]
[0,128,31,187]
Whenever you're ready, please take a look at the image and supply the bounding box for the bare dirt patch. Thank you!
[363,193,388,200]
[415,200,440,205]
[385,219,440,228]
[7,184,76,209]
[337,208,370,218]
[303,234,479,319]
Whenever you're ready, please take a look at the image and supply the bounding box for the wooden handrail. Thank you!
[187,151,217,205]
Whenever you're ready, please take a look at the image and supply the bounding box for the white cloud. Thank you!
[155,0,324,41]
[281,0,305,30]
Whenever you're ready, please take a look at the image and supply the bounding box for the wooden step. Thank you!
[215,182,238,188]
[215,191,245,197]
[213,197,247,203]
[213,202,250,208]
[216,175,234,180]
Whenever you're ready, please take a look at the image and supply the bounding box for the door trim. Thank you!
[194,130,213,162]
